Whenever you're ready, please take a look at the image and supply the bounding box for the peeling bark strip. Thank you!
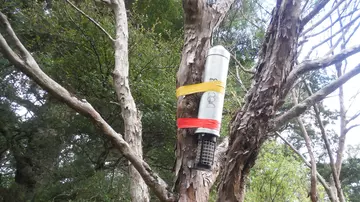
[174,0,234,201]
[217,1,301,201]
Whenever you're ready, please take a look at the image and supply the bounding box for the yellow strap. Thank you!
[176,81,225,98]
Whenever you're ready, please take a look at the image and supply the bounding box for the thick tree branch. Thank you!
[300,44,360,74]
[0,12,174,202]
[65,0,115,42]
[283,44,360,97]
[274,63,360,129]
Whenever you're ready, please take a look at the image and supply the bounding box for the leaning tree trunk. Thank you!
[174,1,234,201]
[217,1,301,201]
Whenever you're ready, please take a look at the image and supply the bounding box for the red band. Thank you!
[177,118,220,130]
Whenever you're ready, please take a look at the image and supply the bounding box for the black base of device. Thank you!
[194,133,217,170]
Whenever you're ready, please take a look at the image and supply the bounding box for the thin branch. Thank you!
[301,0,311,15]
[275,132,333,199]
[344,19,360,46]
[239,10,261,29]
[230,53,255,74]
[301,0,346,36]
[109,101,121,106]
[274,63,360,129]
[235,66,248,92]
[325,15,360,55]
[101,0,111,5]
[305,8,359,39]
[305,13,360,58]
[256,0,271,16]
[0,12,174,202]
[347,110,360,124]
[346,92,360,114]
[304,82,345,202]
[300,0,331,29]
[229,68,248,93]
[283,44,360,97]
[346,124,360,133]
[65,0,115,42]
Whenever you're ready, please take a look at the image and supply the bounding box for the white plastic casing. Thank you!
[195,45,230,137]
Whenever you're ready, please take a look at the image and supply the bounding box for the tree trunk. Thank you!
[296,116,318,202]
[334,63,346,202]
[217,1,301,201]
[174,1,233,201]
[111,1,149,201]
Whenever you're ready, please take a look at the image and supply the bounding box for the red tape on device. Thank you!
[177,118,220,130]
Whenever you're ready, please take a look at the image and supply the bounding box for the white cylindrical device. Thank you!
[196,45,230,136]
[195,45,230,170]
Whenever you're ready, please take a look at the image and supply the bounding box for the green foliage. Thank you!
[245,141,315,202]
[130,0,183,38]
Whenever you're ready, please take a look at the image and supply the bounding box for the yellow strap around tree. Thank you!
[176,81,225,98]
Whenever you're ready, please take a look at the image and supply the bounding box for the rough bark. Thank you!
[110,1,149,201]
[174,0,234,201]
[217,1,301,201]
